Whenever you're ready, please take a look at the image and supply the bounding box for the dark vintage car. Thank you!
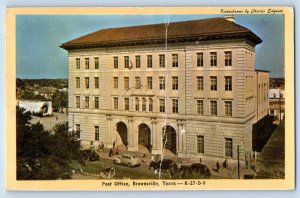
[149,159,178,172]
[81,149,100,161]
[190,163,211,177]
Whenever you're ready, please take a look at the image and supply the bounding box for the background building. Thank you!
[61,16,269,162]
[269,88,285,122]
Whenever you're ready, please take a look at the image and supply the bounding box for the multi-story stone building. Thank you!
[61,16,269,161]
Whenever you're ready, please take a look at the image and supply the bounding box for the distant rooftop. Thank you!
[61,17,262,50]
[255,69,270,73]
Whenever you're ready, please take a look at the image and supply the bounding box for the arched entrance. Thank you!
[116,122,128,146]
[162,125,177,155]
[138,123,151,152]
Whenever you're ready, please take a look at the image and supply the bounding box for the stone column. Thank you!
[106,114,113,147]
[151,118,160,154]
[127,116,137,151]
[177,119,185,157]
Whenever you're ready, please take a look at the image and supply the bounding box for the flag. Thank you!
[128,61,133,70]
[181,128,186,135]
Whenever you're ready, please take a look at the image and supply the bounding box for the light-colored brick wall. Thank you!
[66,39,267,159]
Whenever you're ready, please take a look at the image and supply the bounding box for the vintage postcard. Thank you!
[6,7,294,190]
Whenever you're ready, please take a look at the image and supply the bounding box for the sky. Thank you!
[16,14,284,79]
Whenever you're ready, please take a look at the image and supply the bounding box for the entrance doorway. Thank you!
[116,121,128,146]
[162,125,177,155]
[138,123,151,152]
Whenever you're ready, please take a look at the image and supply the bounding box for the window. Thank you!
[113,97,118,110]
[149,98,153,112]
[142,98,146,111]
[124,56,129,68]
[147,55,152,68]
[135,56,141,68]
[225,101,232,117]
[225,138,233,157]
[85,58,89,69]
[76,96,80,108]
[172,54,178,67]
[94,97,99,109]
[210,76,217,91]
[225,51,232,66]
[159,54,165,67]
[124,98,129,111]
[135,77,141,89]
[75,77,80,88]
[210,100,217,116]
[147,77,152,89]
[94,77,99,89]
[76,58,80,69]
[124,77,129,90]
[159,99,165,112]
[113,77,118,89]
[172,99,178,113]
[172,76,178,90]
[75,124,80,139]
[94,57,99,69]
[159,76,165,90]
[85,96,89,109]
[113,56,118,68]
[210,52,217,66]
[95,126,99,141]
[85,77,89,89]
[225,76,232,91]
[197,100,203,115]
[197,53,203,67]
[197,135,204,154]
[135,97,140,111]
[197,76,203,90]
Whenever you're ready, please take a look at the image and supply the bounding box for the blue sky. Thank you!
[16,14,284,79]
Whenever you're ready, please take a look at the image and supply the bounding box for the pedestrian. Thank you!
[223,159,228,168]
[149,144,153,153]
[115,146,119,155]
[109,148,112,157]
[216,160,220,172]
[199,157,202,163]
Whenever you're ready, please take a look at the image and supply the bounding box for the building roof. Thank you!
[18,100,53,116]
[60,17,262,50]
[255,69,270,73]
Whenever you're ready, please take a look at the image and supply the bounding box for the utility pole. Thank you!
[237,145,240,179]
[279,91,282,123]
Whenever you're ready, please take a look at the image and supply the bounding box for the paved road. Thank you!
[73,156,223,180]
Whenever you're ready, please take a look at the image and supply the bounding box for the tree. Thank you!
[16,78,25,99]
[16,106,83,180]
[52,90,68,112]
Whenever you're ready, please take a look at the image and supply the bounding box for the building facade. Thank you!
[269,88,285,122]
[61,16,269,161]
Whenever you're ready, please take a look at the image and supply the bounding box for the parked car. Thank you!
[190,163,211,177]
[113,154,140,167]
[149,159,178,172]
[81,149,100,161]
